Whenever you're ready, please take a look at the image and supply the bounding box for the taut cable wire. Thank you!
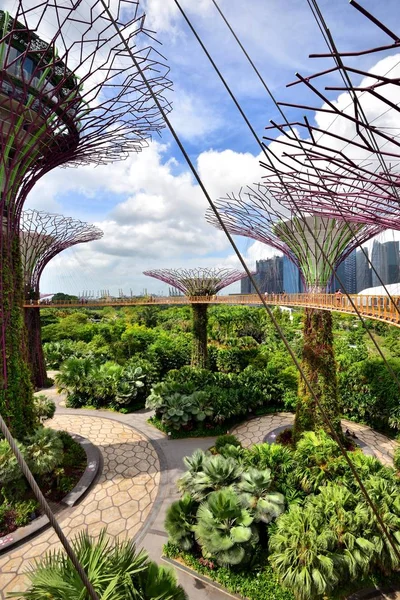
[99,0,400,562]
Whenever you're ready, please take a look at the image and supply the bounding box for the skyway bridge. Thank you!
[25,293,400,328]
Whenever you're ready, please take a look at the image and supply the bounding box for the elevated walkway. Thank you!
[25,293,400,327]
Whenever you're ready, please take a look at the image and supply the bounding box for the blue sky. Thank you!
[22,0,400,296]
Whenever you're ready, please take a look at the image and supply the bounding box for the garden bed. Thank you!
[0,431,96,547]
[148,406,285,439]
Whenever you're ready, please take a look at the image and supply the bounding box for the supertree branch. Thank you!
[259,2,400,227]
[143,268,249,369]
[206,185,383,292]
[0,2,172,221]
[143,268,250,297]
[20,209,103,300]
[20,209,103,390]
[0,0,171,437]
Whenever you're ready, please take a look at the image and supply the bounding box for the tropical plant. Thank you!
[11,529,187,600]
[55,356,97,405]
[293,430,342,493]
[146,389,213,431]
[215,434,242,453]
[178,454,243,501]
[115,366,145,405]
[194,488,258,566]
[269,504,339,599]
[25,428,64,475]
[33,395,56,423]
[395,446,400,472]
[237,468,285,523]
[0,439,25,485]
[164,494,198,550]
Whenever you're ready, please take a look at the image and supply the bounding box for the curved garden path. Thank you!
[231,412,400,467]
[0,381,399,599]
[0,414,160,597]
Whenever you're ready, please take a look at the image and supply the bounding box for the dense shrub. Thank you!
[33,395,56,423]
[17,529,187,600]
[339,358,400,432]
[57,356,158,411]
[25,428,64,475]
[166,430,400,600]
[146,332,192,376]
[148,365,289,433]
[215,434,242,453]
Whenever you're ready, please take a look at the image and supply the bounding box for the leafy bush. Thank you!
[25,428,64,475]
[164,494,197,551]
[178,454,243,501]
[394,446,400,471]
[0,439,25,485]
[14,499,39,527]
[14,529,187,600]
[215,434,242,453]
[194,488,258,566]
[33,395,56,423]
[147,389,213,431]
[339,358,400,432]
[145,333,192,377]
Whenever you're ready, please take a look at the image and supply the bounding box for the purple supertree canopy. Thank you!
[0,1,172,224]
[206,184,383,291]
[260,2,400,229]
[143,268,250,296]
[19,209,103,299]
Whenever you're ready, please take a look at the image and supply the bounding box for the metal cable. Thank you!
[0,414,100,600]
[99,0,400,563]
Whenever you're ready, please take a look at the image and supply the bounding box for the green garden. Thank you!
[8,302,399,599]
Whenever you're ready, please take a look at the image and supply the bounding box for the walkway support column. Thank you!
[191,303,208,368]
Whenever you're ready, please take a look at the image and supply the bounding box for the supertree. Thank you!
[206,185,383,440]
[260,2,400,231]
[143,268,249,368]
[20,209,103,389]
[0,1,171,437]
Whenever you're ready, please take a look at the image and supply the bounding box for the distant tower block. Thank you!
[20,209,103,388]
[0,1,171,437]
[143,268,250,368]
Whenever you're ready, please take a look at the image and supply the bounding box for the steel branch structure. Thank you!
[20,209,103,388]
[260,2,400,229]
[143,268,249,368]
[143,268,249,297]
[20,209,103,301]
[206,185,383,292]
[0,0,171,434]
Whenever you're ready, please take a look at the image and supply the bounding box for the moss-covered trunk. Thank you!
[24,305,47,389]
[191,303,208,369]
[294,307,342,441]
[0,233,35,438]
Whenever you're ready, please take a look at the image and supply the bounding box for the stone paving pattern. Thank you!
[231,413,399,466]
[0,414,160,598]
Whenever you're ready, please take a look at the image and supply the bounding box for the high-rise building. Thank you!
[283,256,303,293]
[356,248,372,292]
[384,241,400,284]
[330,250,357,293]
[371,240,388,286]
[241,257,283,294]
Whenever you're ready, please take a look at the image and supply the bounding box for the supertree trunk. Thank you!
[191,303,208,369]
[0,233,35,438]
[24,304,47,390]
[293,306,342,441]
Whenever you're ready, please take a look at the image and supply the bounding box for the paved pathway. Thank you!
[231,413,400,467]
[0,414,160,598]
[1,380,399,599]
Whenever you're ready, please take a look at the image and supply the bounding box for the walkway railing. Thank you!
[24,293,400,327]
